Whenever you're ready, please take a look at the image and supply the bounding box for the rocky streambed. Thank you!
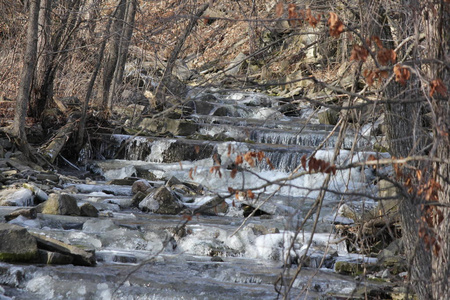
[1,89,408,299]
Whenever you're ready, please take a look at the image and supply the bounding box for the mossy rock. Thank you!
[0,224,38,263]
[334,261,379,276]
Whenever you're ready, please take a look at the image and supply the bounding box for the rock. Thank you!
[173,59,195,81]
[134,165,159,180]
[121,89,150,106]
[165,176,182,187]
[30,232,96,266]
[225,52,247,75]
[109,178,137,186]
[41,193,80,216]
[23,183,49,203]
[37,249,74,265]
[377,179,399,216]
[132,179,153,194]
[140,118,198,136]
[139,186,185,215]
[0,224,38,263]
[4,207,37,221]
[6,156,33,173]
[378,239,403,259]
[337,201,378,222]
[318,108,339,125]
[0,187,34,206]
[113,104,147,121]
[379,255,407,275]
[188,100,215,115]
[36,173,60,182]
[193,196,228,215]
[211,256,224,262]
[131,191,147,207]
[80,203,99,217]
[334,261,364,276]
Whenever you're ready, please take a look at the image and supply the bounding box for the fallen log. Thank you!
[39,121,77,164]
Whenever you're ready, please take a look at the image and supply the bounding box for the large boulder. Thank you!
[0,224,38,263]
[139,186,185,214]
[40,193,80,216]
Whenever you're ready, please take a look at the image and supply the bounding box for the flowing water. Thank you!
[1,88,390,299]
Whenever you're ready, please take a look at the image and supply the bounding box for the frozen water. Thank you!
[26,275,56,299]
[103,165,137,181]
[8,215,41,228]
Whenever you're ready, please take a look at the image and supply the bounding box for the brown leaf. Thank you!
[189,168,194,180]
[275,1,284,18]
[235,155,243,165]
[327,12,344,37]
[305,9,320,28]
[266,157,275,170]
[393,64,410,86]
[301,154,307,170]
[288,4,300,27]
[371,36,383,49]
[308,157,318,173]
[213,153,221,165]
[247,190,255,199]
[244,152,255,167]
[257,151,265,162]
[350,44,369,62]
[230,168,238,179]
[363,69,376,86]
[429,79,448,97]
[377,47,397,66]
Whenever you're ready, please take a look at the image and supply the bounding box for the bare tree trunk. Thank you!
[29,0,83,119]
[382,1,433,298]
[153,3,209,108]
[99,0,126,116]
[13,0,40,155]
[108,0,137,111]
[424,1,450,298]
[77,15,114,152]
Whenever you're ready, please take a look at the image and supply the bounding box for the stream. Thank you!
[1,88,394,299]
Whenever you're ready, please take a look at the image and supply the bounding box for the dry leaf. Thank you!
[266,157,275,170]
[305,8,320,28]
[350,44,369,62]
[393,64,410,86]
[244,152,255,167]
[328,12,344,37]
[377,47,396,66]
[301,154,307,170]
[371,36,383,48]
[275,1,284,18]
[288,4,300,27]
[429,79,447,97]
